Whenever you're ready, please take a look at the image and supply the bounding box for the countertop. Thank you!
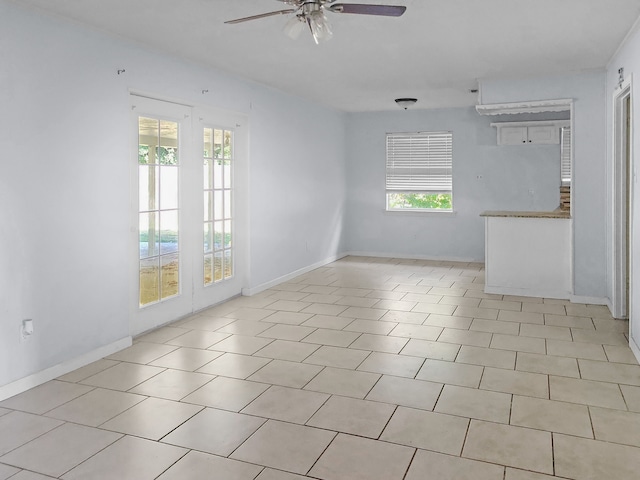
[480,209,571,219]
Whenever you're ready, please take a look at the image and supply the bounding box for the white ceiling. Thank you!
[12,0,640,111]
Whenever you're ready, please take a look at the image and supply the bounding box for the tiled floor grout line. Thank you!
[399,446,418,480]
[551,431,556,477]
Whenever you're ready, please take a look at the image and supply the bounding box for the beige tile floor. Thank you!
[1,256,640,479]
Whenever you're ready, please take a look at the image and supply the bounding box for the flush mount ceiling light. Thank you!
[226,0,407,44]
[395,98,417,109]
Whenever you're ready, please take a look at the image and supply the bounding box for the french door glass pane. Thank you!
[159,120,178,165]
[139,117,159,164]
[139,166,158,211]
[139,212,159,259]
[214,190,223,220]
[214,221,223,250]
[204,127,234,286]
[204,254,213,285]
[204,222,213,253]
[214,162,223,189]
[160,210,179,255]
[161,253,179,299]
[214,129,223,158]
[204,159,213,189]
[224,162,231,189]
[160,166,179,210]
[214,252,223,282]
[140,257,159,305]
[138,116,180,306]
[204,191,212,222]
[204,128,213,158]
[224,220,232,249]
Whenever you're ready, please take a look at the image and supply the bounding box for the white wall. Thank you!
[344,107,562,261]
[480,73,608,301]
[0,0,346,389]
[606,23,640,356]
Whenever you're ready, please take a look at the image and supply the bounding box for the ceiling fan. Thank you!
[225,1,407,44]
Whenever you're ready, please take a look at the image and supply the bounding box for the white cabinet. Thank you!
[527,125,559,144]
[483,214,572,299]
[492,121,568,145]
[498,126,528,145]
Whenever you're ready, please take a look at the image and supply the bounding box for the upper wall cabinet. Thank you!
[491,121,570,146]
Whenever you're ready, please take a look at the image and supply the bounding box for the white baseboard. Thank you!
[630,335,640,364]
[606,297,615,313]
[485,285,572,300]
[242,253,348,296]
[484,287,611,306]
[570,295,610,306]
[0,336,132,402]
[343,251,481,263]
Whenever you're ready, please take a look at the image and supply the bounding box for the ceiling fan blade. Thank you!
[225,9,297,25]
[328,4,406,16]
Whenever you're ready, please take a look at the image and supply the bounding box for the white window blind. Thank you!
[386,131,453,193]
[561,127,571,186]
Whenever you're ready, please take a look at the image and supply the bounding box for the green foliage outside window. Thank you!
[387,193,452,210]
[139,145,178,165]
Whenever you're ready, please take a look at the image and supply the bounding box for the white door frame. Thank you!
[612,76,633,320]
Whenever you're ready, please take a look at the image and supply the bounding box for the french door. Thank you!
[130,95,247,335]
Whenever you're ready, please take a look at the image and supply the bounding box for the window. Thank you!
[386,131,453,211]
[560,126,571,186]
[203,127,234,285]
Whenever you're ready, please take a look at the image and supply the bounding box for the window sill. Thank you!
[384,209,457,217]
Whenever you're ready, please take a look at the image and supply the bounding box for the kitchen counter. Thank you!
[481,210,571,219]
[482,213,572,299]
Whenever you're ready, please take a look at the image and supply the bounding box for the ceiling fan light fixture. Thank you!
[225,1,407,43]
[395,98,417,109]
[308,10,333,44]
[283,14,306,39]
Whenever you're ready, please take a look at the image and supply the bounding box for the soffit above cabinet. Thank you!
[490,120,571,128]
[476,99,573,116]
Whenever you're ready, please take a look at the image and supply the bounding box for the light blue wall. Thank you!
[344,106,562,261]
[0,0,619,391]
[480,72,608,300]
[0,0,346,388]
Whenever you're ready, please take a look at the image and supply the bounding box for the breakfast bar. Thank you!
[481,210,572,299]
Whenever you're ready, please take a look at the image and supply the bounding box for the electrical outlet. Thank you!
[20,319,34,342]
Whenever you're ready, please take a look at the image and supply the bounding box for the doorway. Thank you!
[613,79,632,320]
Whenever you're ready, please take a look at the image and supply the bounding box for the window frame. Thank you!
[385,130,454,212]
